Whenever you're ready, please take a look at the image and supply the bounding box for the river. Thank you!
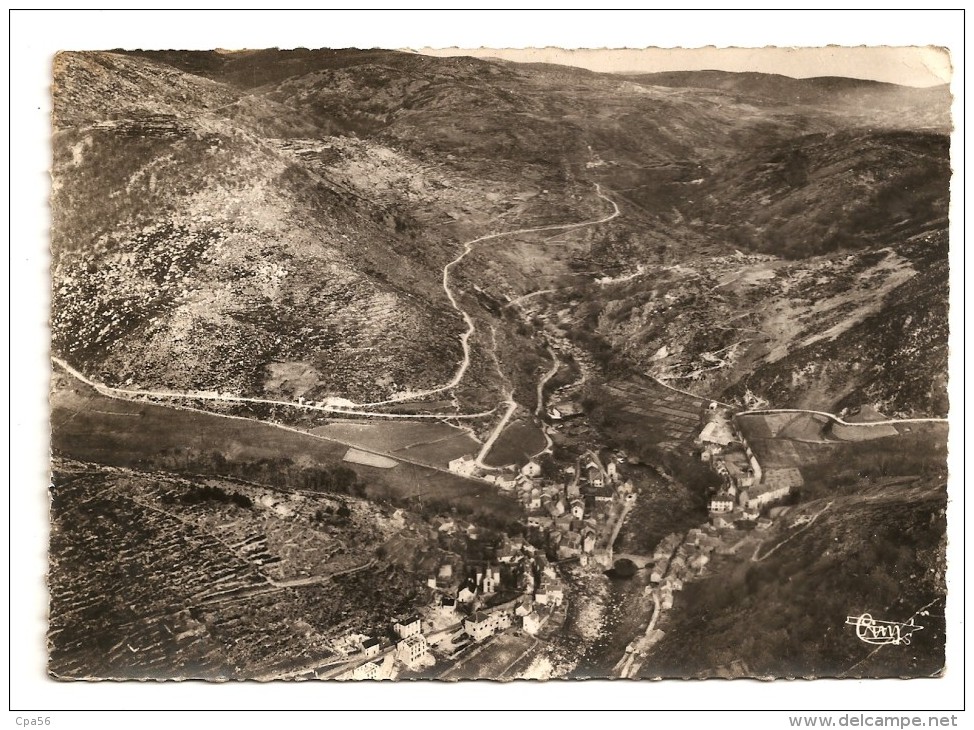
[552,565,656,678]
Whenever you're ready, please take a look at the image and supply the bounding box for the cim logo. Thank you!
[845,613,924,646]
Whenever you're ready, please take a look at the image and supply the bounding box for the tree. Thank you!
[538,454,560,481]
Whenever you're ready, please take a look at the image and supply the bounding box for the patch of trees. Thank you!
[651,448,720,501]
[142,447,366,497]
[179,484,253,509]
[569,326,616,373]
[142,446,527,534]
[537,454,561,481]
[609,558,638,579]
[313,501,352,524]
[411,495,523,535]
[594,438,715,513]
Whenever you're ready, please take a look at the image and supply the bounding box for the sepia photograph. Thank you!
[9,7,965,720]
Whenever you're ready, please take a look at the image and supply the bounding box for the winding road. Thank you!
[736,408,948,427]
[352,184,620,409]
[52,185,622,478]
[51,356,497,421]
[535,347,561,417]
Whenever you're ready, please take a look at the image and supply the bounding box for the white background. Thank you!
[6,7,967,724]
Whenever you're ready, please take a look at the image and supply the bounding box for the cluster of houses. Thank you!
[696,407,802,529]
[337,613,434,680]
[649,528,721,601]
[449,546,567,639]
[338,615,430,680]
[636,524,723,657]
[449,450,635,566]
[533,460,632,564]
[338,537,568,680]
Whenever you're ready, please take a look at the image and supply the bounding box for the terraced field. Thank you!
[48,459,431,679]
[592,375,711,452]
[49,468,270,678]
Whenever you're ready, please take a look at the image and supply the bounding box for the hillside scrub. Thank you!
[642,478,946,678]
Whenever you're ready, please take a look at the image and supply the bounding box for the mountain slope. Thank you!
[690,129,950,257]
[628,70,951,130]
[52,52,470,402]
[52,50,951,420]
[641,476,947,678]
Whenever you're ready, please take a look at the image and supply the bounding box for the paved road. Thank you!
[475,397,519,469]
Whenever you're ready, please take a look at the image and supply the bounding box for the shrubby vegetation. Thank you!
[644,478,946,678]
[695,131,949,259]
[177,484,253,509]
[141,446,366,497]
[798,429,948,501]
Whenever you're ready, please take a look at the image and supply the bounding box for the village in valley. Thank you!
[315,395,824,681]
[321,441,631,680]
[44,43,950,684]
[303,374,948,681]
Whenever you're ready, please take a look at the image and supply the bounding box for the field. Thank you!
[343,448,399,469]
[481,419,547,468]
[313,421,480,468]
[830,420,903,441]
[736,411,907,442]
[377,400,457,415]
[735,412,948,488]
[51,369,523,525]
[49,465,267,679]
[438,632,537,680]
[736,412,833,441]
[587,374,711,453]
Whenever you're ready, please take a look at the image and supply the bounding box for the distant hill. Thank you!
[126,48,495,90]
[627,69,951,131]
[628,69,897,95]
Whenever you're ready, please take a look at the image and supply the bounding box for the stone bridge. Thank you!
[611,552,654,570]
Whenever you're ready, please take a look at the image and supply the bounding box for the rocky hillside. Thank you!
[571,229,948,417]
[687,129,950,258]
[641,475,947,678]
[52,49,951,419]
[52,52,480,403]
[48,457,455,679]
